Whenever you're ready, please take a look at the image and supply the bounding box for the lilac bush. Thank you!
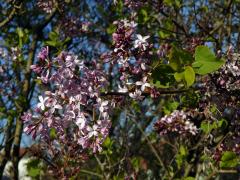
[1,0,240,179]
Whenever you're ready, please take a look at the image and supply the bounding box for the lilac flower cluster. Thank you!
[123,0,145,9]
[37,0,55,14]
[107,19,159,99]
[22,47,112,153]
[215,53,240,91]
[0,47,20,101]
[154,110,198,136]
[59,16,91,37]
[213,134,240,162]
[194,48,240,162]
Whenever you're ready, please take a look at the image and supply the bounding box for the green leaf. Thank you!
[107,24,116,34]
[201,119,228,134]
[27,159,41,178]
[158,30,170,39]
[176,145,188,169]
[49,31,59,41]
[220,151,239,168]
[28,167,41,177]
[163,101,179,115]
[184,66,195,87]
[16,28,24,38]
[150,80,170,88]
[221,151,237,161]
[16,28,24,48]
[193,46,225,75]
[115,0,123,15]
[103,137,112,147]
[131,157,141,171]
[217,119,228,129]
[50,128,57,139]
[168,46,193,71]
[45,40,57,47]
[174,72,184,82]
[184,177,195,180]
[163,0,181,7]
[140,9,149,23]
[200,121,214,134]
[173,66,195,87]
[179,145,187,156]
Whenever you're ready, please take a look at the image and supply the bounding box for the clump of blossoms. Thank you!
[214,53,240,91]
[59,16,91,38]
[194,48,240,162]
[104,19,159,99]
[37,0,56,14]
[213,134,240,162]
[0,47,20,100]
[124,0,145,8]
[154,110,198,136]
[22,47,112,153]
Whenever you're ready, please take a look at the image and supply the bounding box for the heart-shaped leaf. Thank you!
[193,46,224,75]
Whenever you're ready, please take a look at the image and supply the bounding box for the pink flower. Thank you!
[24,49,112,154]
[37,46,49,61]
[21,112,32,122]
[45,98,62,113]
[30,64,42,74]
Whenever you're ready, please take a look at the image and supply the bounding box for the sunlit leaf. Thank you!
[193,46,224,75]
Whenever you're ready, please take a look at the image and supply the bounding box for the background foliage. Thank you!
[0,0,239,179]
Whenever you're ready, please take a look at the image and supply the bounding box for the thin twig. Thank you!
[94,154,108,179]
[129,113,170,175]
[0,1,22,28]
[79,169,103,178]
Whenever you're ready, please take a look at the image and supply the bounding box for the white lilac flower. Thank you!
[129,89,143,99]
[122,19,137,28]
[65,54,81,69]
[184,121,198,135]
[76,114,86,130]
[134,34,150,50]
[99,100,109,113]
[135,77,151,92]
[117,85,128,93]
[37,96,49,110]
[87,125,99,138]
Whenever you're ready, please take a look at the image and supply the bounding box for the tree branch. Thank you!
[100,89,188,97]
[0,1,22,28]
[159,9,189,37]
